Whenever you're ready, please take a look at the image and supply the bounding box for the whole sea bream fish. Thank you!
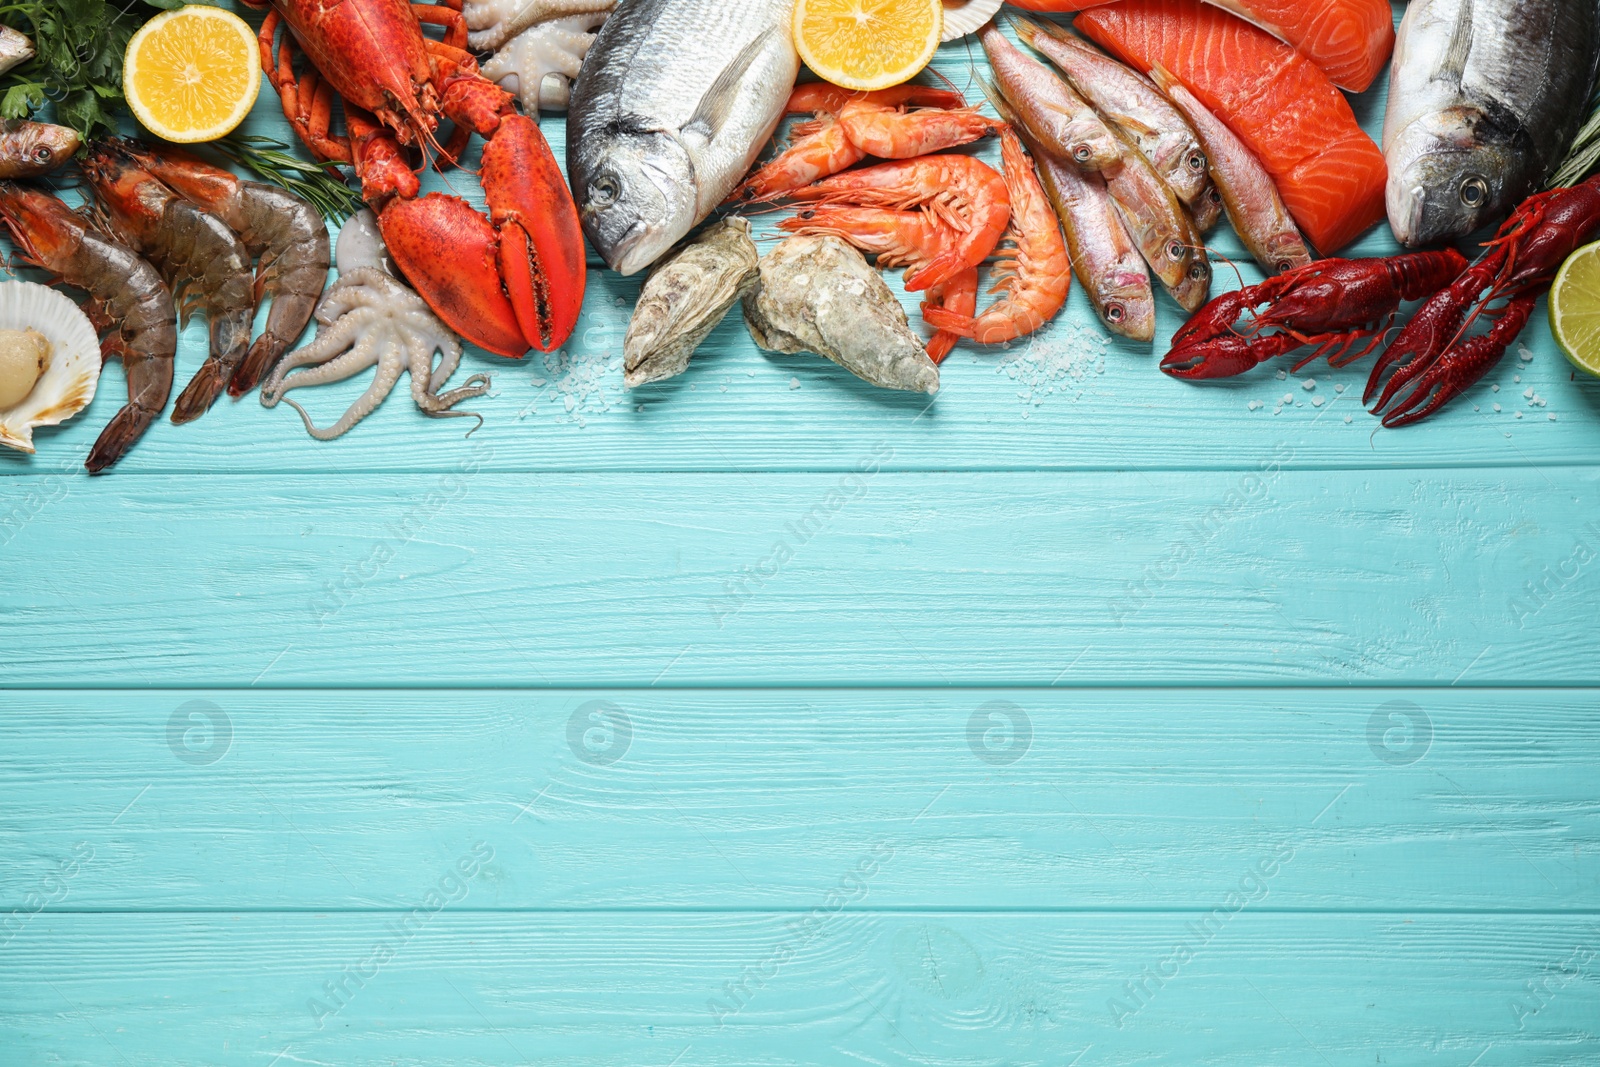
[1384,0,1600,246]
[567,0,798,275]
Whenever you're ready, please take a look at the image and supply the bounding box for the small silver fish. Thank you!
[567,0,798,275]
[0,120,79,179]
[1013,17,1209,213]
[1152,68,1310,274]
[624,217,759,387]
[743,235,939,394]
[998,93,1154,340]
[1384,0,1600,246]
[1102,127,1211,313]
[979,23,1122,173]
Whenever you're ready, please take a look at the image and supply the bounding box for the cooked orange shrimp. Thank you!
[0,183,176,473]
[787,155,1011,293]
[732,118,865,202]
[732,84,980,203]
[785,82,965,117]
[921,130,1070,344]
[115,139,331,396]
[780,204,975,362]
[835,100,1002,160]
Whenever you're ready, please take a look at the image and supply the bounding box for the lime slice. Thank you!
[1550,239,1600,378]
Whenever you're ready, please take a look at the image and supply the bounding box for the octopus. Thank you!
[259,211,492,439]
[464,0,616,115]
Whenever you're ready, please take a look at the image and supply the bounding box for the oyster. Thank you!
[625,217,760,388]
[0,280,101,454]
[742,235,940,395]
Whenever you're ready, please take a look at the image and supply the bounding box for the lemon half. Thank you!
[1550,240,1600,379]
[124,6,261,143]
[793,0,944,92]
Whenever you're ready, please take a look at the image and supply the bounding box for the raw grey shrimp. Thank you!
[0,183,176,472]
[80,139,256,424]
[113,138,331,396]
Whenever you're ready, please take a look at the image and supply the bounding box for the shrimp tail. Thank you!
[170,359,228,424]
[229,334,289,397]
[86,402,160,475]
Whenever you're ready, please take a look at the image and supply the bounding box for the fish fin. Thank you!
[979,78,1018,126]
[683,25,779,144]
[1440,0,1474,83]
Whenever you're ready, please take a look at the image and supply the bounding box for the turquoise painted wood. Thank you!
[2,4,1599,1064]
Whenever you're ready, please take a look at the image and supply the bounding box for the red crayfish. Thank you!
[244,0,586,358]
[1368,174,1600,426]
[1160,249,1468,380]
[1167,173,1600,427]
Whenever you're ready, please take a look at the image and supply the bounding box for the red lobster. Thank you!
[244,0,585,358]
[1161,250,1468,380]
[1367,174,1600,426]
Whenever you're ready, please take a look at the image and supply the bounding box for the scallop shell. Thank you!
[941,0,1005,41]
[0,280,100,454]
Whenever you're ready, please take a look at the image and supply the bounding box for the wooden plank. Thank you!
[4,13,1597,478]
[3,469,1599,687]
[4,913,1597,1065]
[2,689,1596,911]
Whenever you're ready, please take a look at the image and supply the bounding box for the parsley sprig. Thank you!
[0,0,187,142]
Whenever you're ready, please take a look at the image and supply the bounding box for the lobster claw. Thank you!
[381,193,531,357]
[482,114,586,353]
[1160,332,1299,379]
[380,116,585,358]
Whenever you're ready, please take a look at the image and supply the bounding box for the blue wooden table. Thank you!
[4,4,1599,1063]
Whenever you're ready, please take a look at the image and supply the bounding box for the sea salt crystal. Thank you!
[1302,378,1316,390]
[1334,383,1346,394]
[1519,344,1534,362]
[1515,410,1523,418]
[1492,384,1500,392]
[1311,395,1325,407]
[1514,374,1522,383]
[1492,403,1501,412]
[1524,387,1535,398]
[1276,369,1288,380]
[789,377,801,390]
[1550,413,1558,421]
[1248,400,1262,411]
[1344,414,1353,424]
[1282,392,1295,404]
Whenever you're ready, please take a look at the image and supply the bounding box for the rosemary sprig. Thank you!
[1551,83,1600,189]
[212,134,366,223]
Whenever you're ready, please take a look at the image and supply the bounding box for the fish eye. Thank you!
[1460,177,1488,208]
[1105,303,1125,323]
[1073,145,1092,163]
[1276,260,1295,274]
[590,175,620,208]
[1165,239,1185,261]
[32,147,50,163]
[1186,151,1206,173]
[1188,261,1209,281]
[1208,187,1223,205]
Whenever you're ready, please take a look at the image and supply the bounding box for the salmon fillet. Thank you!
[1076,0,1388,253]
[1008,0,1396,92]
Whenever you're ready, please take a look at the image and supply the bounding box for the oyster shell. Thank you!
[942,0,1005,41]
[742,236,940,395]
[0,280,100,454]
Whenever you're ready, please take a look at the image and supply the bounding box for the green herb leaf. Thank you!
[212,135,367,224]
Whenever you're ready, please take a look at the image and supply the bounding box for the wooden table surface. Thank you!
[4,4,1599,1063]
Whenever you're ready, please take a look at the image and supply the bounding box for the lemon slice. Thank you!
[124,6,261,143]
[794,0,944,92]
[1550,239,1600,378]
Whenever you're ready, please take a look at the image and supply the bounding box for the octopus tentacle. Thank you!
[261,266,492,440]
